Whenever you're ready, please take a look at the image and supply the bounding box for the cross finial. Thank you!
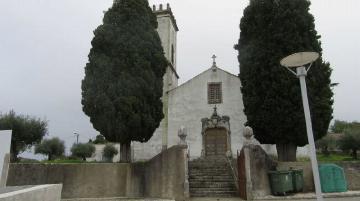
[212,55,217,67]
[213,105,217,115]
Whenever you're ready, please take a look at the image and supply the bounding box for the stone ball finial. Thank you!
[178,126,187,145]
[243,126,254,140]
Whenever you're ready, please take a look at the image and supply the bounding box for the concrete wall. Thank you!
[7,163,134,199]
[0,130,12,187]
[277,161,360,192]
[241,145,277,200]
[7,145,187,200]
[144,145,187,200]
[0,184,62,201]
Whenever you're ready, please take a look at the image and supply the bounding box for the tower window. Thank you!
[171,45,175,64]
[208,83,222,104]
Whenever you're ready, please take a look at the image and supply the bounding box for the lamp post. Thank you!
[280,52,323,201]
[74,132,79,144]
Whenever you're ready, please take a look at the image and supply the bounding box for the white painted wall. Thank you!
[86,144,121,162]
[0,130,12,185]
[134,67,248,160]
[167,67,247,159]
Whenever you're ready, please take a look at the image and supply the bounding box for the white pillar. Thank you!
[297,66,323,201]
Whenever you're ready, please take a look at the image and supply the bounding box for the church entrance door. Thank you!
[204,128,227,157]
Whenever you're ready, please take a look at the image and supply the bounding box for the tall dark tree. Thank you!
[235,0,333,161]
[0,110,48,162]
[81,0,167,162]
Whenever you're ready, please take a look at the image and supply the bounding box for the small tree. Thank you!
[71,143,95,161]
[339,127,360,159]
[331,120,350,133]
[35,137,65,161]
[316,134,336,156]
[0,110,47,162]
[102,143,119,162]
[331,120,360,133]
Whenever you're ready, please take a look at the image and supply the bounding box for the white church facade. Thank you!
[87,4,309,162]
[132,4,248,160]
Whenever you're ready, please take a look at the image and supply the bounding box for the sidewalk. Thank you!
[256,190,360,200]
[189,191,360,201]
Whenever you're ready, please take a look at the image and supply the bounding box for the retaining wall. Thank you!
[7,145,187,200]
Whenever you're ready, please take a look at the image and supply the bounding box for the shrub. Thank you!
[102,143,119,162]
[71,143,95,161]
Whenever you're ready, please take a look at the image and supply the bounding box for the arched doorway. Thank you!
[204,128,228,157]
[201,106,231,157]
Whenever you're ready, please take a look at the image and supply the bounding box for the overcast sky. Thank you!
[0,0,359,155]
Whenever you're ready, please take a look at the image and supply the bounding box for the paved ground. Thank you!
[61,197,360,201]
[190,197,360,201]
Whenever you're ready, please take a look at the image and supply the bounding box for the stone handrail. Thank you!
[226,155,239,191]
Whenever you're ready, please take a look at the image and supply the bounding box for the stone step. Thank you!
[189,182,236,188]
[188,157,237,198]
[189,163,229,166]
[190,191,238,197]
[190,187,237,192]
[189,172,232,176]
[189,166,230,169]
[189,175,234,180]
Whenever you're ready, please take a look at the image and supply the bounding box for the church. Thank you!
[131,4,310,161]
[132,4,247,160]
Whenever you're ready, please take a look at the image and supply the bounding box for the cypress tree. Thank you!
[82,0,167,162]
[235,0,333,161]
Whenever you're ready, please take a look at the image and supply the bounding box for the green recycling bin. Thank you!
[291,169,304,193]
[319,164,347,193]
[268,170,294,196]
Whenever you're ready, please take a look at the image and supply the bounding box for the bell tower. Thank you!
[153,4,179,150]
[153,3,179,90]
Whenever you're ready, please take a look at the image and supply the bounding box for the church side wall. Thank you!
[167,69,247,159]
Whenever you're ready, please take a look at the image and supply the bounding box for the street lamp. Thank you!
[280,52,323,201]
[73,132,80,144]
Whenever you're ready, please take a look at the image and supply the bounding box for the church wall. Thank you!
[167,68,247,159]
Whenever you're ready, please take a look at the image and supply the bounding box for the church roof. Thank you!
[166,65,239,94]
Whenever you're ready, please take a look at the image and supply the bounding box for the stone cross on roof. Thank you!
[212,54,217,67]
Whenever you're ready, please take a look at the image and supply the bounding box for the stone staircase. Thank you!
[189,156,238,197]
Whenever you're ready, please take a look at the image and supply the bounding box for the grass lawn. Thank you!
[317,153,359,162]
[41,159,88,164]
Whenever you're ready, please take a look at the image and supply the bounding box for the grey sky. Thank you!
[0,0,359,155]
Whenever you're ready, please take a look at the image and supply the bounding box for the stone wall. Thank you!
[143,145,187,200]
[277,161,360,192]
[7,145,187,200]
[239,144,277,200]
[0,130,12,187]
